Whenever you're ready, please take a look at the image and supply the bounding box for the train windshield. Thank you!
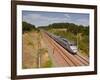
[69,43,76,46]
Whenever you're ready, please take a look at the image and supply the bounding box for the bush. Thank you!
[22,21,36,33]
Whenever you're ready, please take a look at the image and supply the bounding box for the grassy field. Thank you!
[22,31,53,69]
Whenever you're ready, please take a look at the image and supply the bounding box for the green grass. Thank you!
[43,59,53,68]
[77,34,89,55]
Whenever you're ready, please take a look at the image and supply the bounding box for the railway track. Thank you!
[43,32,89,67]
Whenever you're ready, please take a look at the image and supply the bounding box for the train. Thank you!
[45,32,77,55]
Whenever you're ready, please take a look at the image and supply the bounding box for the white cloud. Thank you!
[23,13,70,26]
[75,18,89,26]
[23,12,89,27]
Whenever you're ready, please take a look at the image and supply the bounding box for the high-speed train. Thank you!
[46,32,77,55]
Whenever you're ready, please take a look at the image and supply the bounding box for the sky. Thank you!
[22,11,89,27]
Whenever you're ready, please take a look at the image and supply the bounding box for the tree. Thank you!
[22,21,36,33]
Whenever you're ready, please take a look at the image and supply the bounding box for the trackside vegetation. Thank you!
[22,21,36,33]
[22,21,53,68]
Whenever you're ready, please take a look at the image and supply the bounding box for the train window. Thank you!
[62,39,68,42]
[63,40,67,42]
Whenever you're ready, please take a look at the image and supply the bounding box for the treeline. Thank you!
[22,21,36,33]
[38,23,89,36]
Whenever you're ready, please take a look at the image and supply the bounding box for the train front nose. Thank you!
[73,49,77,53]
[70,46,77,54]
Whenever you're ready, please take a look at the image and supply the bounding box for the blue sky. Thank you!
[22,11,89,27]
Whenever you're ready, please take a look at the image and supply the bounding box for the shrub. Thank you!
[22,21,36,33]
